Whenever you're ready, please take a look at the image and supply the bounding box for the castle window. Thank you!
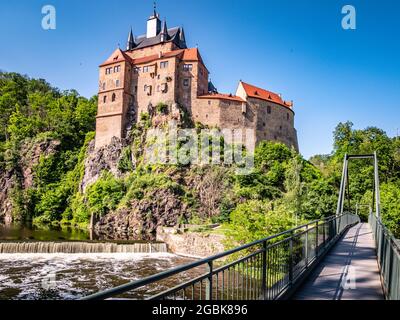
[105,67,112,75]
[103,95,107,103]
[116,79,120,87]
[263,122,266,127]
[267,105,271,114]
[160,61,169,69]
[183,78,190,87]
[143,66,149,73]
[112,93,116,102]
[114,65,121,73]
[280,125,282,130]
[102,82,106,90]
[183,64,193,71]
[144,85,152,95]
[287,113,290,121]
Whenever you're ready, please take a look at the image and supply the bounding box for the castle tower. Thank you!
[146,6,161,38]
[95,48,132,149]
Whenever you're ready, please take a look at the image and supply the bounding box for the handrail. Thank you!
[369,213,400,300]
[81,213,359,300]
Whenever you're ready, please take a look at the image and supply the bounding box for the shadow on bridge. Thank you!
[294,223,384,300]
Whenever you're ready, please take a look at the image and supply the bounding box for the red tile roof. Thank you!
[182,48,201,61]
[241,81,292,108]
[99,48,131,67]
[198,93,245,103]
[100,47,206,68]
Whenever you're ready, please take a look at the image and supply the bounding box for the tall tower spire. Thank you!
[126,27,136,50]
[152,1,158,18]
[147,1,161,38]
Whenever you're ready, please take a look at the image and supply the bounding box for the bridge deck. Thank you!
[294,223,384,300]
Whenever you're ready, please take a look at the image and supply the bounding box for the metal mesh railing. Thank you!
[369,213,400,300]
[81,213,359,300]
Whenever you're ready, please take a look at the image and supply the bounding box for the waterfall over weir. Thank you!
[0,241,168,254]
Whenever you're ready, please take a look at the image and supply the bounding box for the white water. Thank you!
[0,252,195,300]
[0,241,167,254]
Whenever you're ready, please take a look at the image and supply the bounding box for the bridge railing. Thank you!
[81,213,359,300]
[369,213,400,300]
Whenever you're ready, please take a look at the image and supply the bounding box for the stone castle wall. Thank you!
[95,41,299,151]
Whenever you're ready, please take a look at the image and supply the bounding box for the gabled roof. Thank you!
[99,48,131,67]
[198,93,245,103]
[182,48,202,62]
[240,81,292,108]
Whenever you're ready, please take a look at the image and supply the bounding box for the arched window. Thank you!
[103,95,107,103]
[112,93,116,102]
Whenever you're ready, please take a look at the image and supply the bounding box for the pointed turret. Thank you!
[177,27,187,48]
[160,19,168,42]
[126,27,136,50]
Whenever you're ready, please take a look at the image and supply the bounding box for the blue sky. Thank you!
[0,0,399,158]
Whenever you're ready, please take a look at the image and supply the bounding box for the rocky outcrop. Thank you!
[0,137,60,223]
[94,188,189,241]
[80,137,127,192]
[0,171,14,224]
[19,138,61,189]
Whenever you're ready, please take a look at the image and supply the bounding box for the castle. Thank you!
[95,8,298,151]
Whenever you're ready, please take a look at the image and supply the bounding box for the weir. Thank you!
[0,241,168,254]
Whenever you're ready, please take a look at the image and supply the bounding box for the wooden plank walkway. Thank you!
[294,223,385,300]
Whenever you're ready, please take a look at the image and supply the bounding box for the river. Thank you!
[0,223,199,300]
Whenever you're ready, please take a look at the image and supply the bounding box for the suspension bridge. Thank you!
[81,153,400,300]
